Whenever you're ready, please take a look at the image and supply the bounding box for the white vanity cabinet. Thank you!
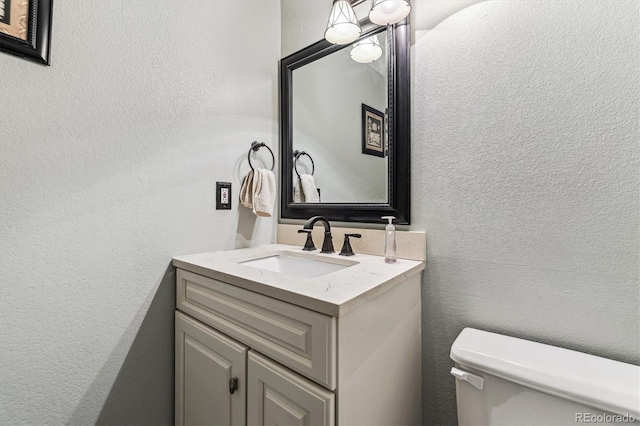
[174,246,423,426]
[247,351,334,425]
[175,312,248,425]
[176,312,334,426]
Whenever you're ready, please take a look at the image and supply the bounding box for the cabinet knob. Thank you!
[229,377,239,394]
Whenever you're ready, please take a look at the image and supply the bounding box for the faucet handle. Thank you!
[339,233,361,256]
[297,229,316,251]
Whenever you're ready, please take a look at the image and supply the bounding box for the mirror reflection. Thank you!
[291,29,388,204]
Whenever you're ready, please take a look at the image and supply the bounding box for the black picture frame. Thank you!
[362,103,385,158]
[280,18,411,224]
[0,0,52,65]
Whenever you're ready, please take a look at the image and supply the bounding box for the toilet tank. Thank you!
[450,328,640,425]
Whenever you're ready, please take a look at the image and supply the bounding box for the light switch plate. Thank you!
[216,182,231,210]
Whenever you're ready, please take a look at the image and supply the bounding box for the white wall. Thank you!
[283,1,639,425]
[0,0,280,424]
[413,1,639,424]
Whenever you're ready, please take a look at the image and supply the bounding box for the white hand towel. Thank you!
[294,179,304,203]
[300,174,319,202]
[240,171,254,209]
[251,168,276,217]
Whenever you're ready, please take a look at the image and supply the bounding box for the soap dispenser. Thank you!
[382,216,397,263]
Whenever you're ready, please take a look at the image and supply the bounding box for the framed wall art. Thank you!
[0,0,52,65]
[361,103,385,157]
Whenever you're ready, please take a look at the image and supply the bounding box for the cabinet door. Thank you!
[247,351,334,426]
[176,312,247,426]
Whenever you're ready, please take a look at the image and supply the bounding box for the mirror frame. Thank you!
[279,18,410,225]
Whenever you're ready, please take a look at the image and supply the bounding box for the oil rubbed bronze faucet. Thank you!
[299,216,334,253]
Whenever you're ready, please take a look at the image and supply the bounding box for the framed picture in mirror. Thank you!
[362,103,385,157]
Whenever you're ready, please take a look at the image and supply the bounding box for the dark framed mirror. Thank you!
[280,18,410,224]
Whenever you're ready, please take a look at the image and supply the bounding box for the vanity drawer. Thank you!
[176,269,337,389]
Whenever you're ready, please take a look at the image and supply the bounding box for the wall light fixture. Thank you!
[369,0,411,25]
[325,0,362,45]
[325,0,411,45]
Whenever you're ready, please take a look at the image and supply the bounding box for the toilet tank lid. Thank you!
[450,328,640,418]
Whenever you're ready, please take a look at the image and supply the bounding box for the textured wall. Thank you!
[0,0,280,424]
[413,1,639,424]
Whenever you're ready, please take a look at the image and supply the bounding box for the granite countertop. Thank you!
[172,244,425,317]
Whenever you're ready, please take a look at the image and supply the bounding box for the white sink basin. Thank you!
[240,253,354,278]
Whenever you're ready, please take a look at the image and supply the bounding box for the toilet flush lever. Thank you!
[450,367,484,390]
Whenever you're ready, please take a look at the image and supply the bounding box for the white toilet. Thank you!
[450,328,640,425]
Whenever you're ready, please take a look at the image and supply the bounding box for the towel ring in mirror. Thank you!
[293,150,315,177]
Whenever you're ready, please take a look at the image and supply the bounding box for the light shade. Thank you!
[325,0,362,45]
[368,0,411,25]
[350,36,383,63]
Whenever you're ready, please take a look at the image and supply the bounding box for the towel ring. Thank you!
[248,141,275,171]
[293,150,315,177]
